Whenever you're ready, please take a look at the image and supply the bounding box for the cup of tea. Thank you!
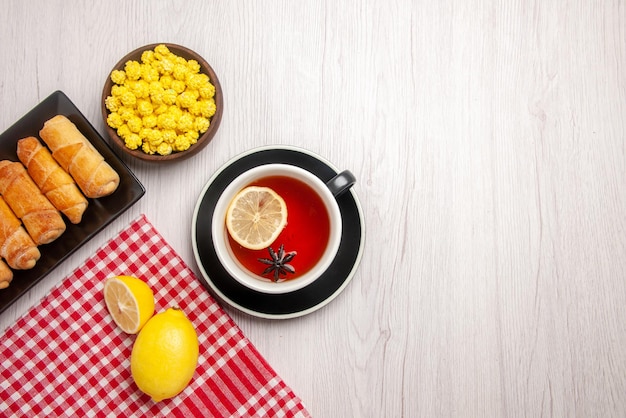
[212,163,355,294]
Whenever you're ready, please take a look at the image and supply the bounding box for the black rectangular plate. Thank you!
[0,91,145,314]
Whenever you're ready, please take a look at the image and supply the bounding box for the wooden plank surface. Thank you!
[0,1,624,416]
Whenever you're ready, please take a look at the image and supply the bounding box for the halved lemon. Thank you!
[104,275,155,334]
[226,186,287,250]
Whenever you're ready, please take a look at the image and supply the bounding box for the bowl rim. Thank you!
[101,42,223,162]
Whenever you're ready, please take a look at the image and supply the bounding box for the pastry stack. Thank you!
[0,115,120,289]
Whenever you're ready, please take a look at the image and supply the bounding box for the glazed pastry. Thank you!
[17,136,88,224]
[0,258,13,289]
[0,196,40,270]
[39,115,120,198]
[0,160,66,245]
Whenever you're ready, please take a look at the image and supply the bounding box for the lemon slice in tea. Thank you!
[226,186,287,250]
[104,275,155,334]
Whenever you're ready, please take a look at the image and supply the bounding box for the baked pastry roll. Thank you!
[0,195,40,269]
[39,115,120,198]
[17,136,88,224]
[0,258,14,289]
[0,160,66,245]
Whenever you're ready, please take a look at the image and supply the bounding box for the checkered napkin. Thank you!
[0,214,310,417]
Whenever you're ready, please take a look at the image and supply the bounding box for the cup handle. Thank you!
[326,170,356,197]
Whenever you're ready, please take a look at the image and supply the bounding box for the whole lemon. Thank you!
[130,307,199,402]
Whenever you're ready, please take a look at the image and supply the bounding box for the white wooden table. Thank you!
[1,1,625,416]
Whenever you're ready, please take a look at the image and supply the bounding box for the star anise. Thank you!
[258,244,297,282]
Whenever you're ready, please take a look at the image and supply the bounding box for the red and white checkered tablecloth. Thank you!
[0,214,311,417]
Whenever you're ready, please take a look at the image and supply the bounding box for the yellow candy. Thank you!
[106,44,218,155]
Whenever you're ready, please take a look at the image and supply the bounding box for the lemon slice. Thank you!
[226,186,287,250]
[104,275,155,334]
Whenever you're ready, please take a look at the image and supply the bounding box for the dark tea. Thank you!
[227,175,331,281]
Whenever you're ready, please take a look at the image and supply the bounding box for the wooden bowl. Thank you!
[101,43,223,162]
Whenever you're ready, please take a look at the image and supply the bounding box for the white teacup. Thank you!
[212,163,355,294]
